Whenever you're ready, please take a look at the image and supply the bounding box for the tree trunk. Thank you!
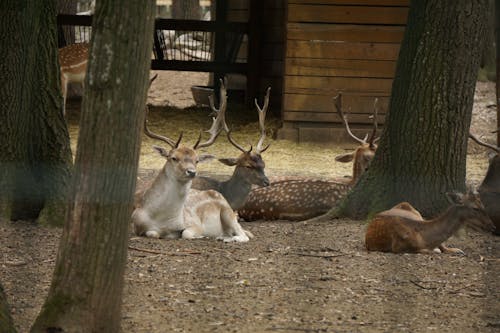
[172,0,201,19]
[0,282,16,333]
[0,1,73,224]
[478,0,496,81]
[31,0,156,332]
[337,0,487,219]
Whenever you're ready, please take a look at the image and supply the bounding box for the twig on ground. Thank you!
[128,246,201,256]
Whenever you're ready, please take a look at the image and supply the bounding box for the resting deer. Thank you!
[132,100,253,242]
[365,191,494,254]
[58,42,89,115]
[192,85,271,210]
[469,130,500,235]
[238,94,380,221]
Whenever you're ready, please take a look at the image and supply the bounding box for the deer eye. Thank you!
[171,156,178,162]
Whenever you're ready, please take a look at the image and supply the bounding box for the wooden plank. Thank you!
[283,111,386,123]
[228,9,248,22]
[284,76,393,93]
[285,58,396,78]
[288,0,408,7]
[228,0,249,10]
[288,4,408,25]
[284,93,389,113]
[287,23,405,43]
[286,40,400,61]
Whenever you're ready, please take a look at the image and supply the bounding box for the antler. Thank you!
[194,78,228,149]
[255,87,271,153]
[368,98,380,147]
[335,93,380,146]
[144,74,183,149]
[469,132,500,153]
[334,93,366,144]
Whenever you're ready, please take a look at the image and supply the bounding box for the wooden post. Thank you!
[246,0,263,106]
[214,0,228,103]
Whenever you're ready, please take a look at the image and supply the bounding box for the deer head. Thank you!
[213,85,271,188]
[143,76,224,184]
[469,130,500,234]
[334,93,380,184]
[58,42,89,115]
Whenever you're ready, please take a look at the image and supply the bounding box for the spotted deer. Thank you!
[192,86,271,210]
[58,42,89,115]
[132,99,253,242]
[365,191,494,254]
[469,130,500,235]
[238,94,380,221]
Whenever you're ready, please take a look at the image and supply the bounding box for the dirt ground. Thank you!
[1,72,499,332]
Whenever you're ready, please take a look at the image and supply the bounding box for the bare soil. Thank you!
[1,72,498,332]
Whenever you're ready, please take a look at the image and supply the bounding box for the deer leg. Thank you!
[438,244,465,255]
[218,207,250,243]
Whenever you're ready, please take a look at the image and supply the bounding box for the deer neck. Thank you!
[221,167,254,209]
[142,166,191,222]
[419,206,469,249]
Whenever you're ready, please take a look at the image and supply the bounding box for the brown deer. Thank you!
[376,202,469,254]
[238,94,380,221]
[132,97,253,242]
[58,42,89,115]
[469,130,500,235]
[365,191,494,254]
[192,86,271,210]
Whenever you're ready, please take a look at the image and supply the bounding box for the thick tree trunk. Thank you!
[478,0,496,81]
[0,1,73,224]
[337,0,487,219]
[31,0,156,332]
[0,283,16,333]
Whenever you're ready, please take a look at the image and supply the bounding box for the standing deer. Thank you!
[58,42,89,115]
[365,191,494,254]
[192,86,271,210]
[469,131,500,235]
[238,94,380,221]
[132,100,253,242]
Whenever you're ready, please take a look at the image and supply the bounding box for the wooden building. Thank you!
[221,0,409,142]
[279,0,409,142]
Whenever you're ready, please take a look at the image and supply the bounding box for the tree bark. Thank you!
[0,1,73,224]
[0,282,16,333]
[478,0,496,81]
[337,0,487,219]
[31,0,156,332]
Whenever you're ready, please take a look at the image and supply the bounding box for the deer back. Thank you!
[238,179,350,221]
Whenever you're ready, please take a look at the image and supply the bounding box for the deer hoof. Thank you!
[145,230,160,239]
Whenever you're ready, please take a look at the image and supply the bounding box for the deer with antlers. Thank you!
[191,86,271,210]
[238,93,380,221]
[58,42,89,115]
[132,84,253,242]
[469,130,500,235]
[365,191,494,254]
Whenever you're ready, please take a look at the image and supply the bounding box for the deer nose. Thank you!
[262,177,270,187]
[186,169,196,178]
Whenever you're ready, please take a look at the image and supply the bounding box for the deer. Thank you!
[58,42,89,115]
[365,191,494,254]
[238,93,380,221]
[191,85,271,210]
[132,94,253,242]
[469,130,500,235]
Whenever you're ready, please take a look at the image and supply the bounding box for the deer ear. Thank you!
[445,192,464,205]
[335,153,354,163]
[218,158,238,166]
[198,154,215,163]
[153,145,170,158]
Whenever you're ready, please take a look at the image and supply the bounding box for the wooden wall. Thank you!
[227,0,286,110]
[279,0,409,142]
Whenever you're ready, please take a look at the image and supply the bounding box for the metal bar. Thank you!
[151,60,247,74]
